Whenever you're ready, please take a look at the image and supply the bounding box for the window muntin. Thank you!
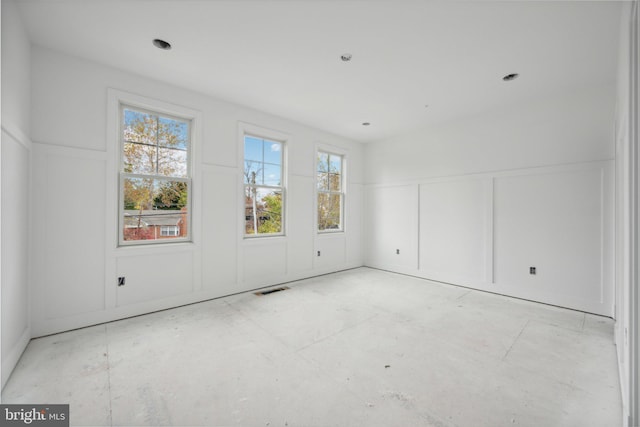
[243,135,284,236]
[317,151,344,232]
[120,106,191,245]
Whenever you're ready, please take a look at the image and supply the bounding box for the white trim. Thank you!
[237,122,289,240]
[31,141,107,160]
[1,126,32,391]
[614,2,639,425]
[239,122,291,144]
[1,120,32,152]
[316,151,346,234]
[416,183,421,271]
[29,266,365,338]
[1,327,30,389]
[117,103,193,246]
[366,159,611,189]
[486,177,495,285]
[315,142,349,235]
[106,88,202,252]
[628,2,639,425]
[365,160,613,316]
[364,159,613,189]
[106,88,203,306]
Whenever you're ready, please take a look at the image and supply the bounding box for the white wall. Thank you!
[29,46,364,337]
[1,1,30,134]
[614,1,638,424]
[364,84,616,316]
[365,84,615,184]
[365,184,419,271]
[419,178,491,285]
[1,0,32,389]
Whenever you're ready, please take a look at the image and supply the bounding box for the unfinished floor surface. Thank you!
[2,268,621,426]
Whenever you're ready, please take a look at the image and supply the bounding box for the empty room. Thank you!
[1,0,638,426]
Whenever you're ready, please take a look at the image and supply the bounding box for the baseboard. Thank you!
[31,263,366,338]
[364,262,612,317]
[1,326,31,392]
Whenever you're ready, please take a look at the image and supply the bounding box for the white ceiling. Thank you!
[16,0,623,143]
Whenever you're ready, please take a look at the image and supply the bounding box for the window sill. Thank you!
[318,230,344,236]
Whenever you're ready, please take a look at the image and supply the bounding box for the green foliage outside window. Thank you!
[244,135,284,236]
[120,107,190,243]
[317,151,343,231]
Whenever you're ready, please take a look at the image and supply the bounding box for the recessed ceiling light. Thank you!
[341,53,352,62]
[153,39,172,50]
[503,73,519,81]
[362,122,370,126]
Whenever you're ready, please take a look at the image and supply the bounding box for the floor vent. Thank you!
[254,286,290,296]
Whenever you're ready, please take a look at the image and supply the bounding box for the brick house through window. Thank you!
[123,207,188,241]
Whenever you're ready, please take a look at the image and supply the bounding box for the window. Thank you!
[160,225,180,237]
[317,151,344,232]
[120,106,191,245]
[243,135,284,236]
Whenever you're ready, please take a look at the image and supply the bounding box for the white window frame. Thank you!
[238,122,288,239]
[316,146,346,233]
[107,90,201,250]
[118,104,192,246]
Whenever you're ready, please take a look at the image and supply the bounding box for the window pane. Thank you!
[317,172,329,191]
[153,180,189,210]
[123,177,155,211]
[244,160,263,185]
[245,187,282,235]
[123,109,157,145]
[263,163,281,186]
[158,116,189,150]
[158,147,188,177]
[120,105,192,246]
[123,177,188,241]
[123,142,156,174]
[317,152,329,173]
[244,136,263,162]
[329,154,341,174]
[263,140,282,165]
[328,173,341,191]
[244,136,283,186]
[318,193,341,231]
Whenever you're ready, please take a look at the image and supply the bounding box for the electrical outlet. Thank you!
[396,249,400,255]
[117,276,126,287]
[317,251,321,257]
[529,267,536,275]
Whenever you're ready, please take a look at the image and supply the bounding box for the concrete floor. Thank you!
[2,268,621,426]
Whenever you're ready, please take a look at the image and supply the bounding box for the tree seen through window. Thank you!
[317,151,344,231]
[120,107,191,243]
[244,135,284,235]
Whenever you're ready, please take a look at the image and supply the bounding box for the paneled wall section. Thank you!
[1,0,32,389]
[365,162,614,316]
